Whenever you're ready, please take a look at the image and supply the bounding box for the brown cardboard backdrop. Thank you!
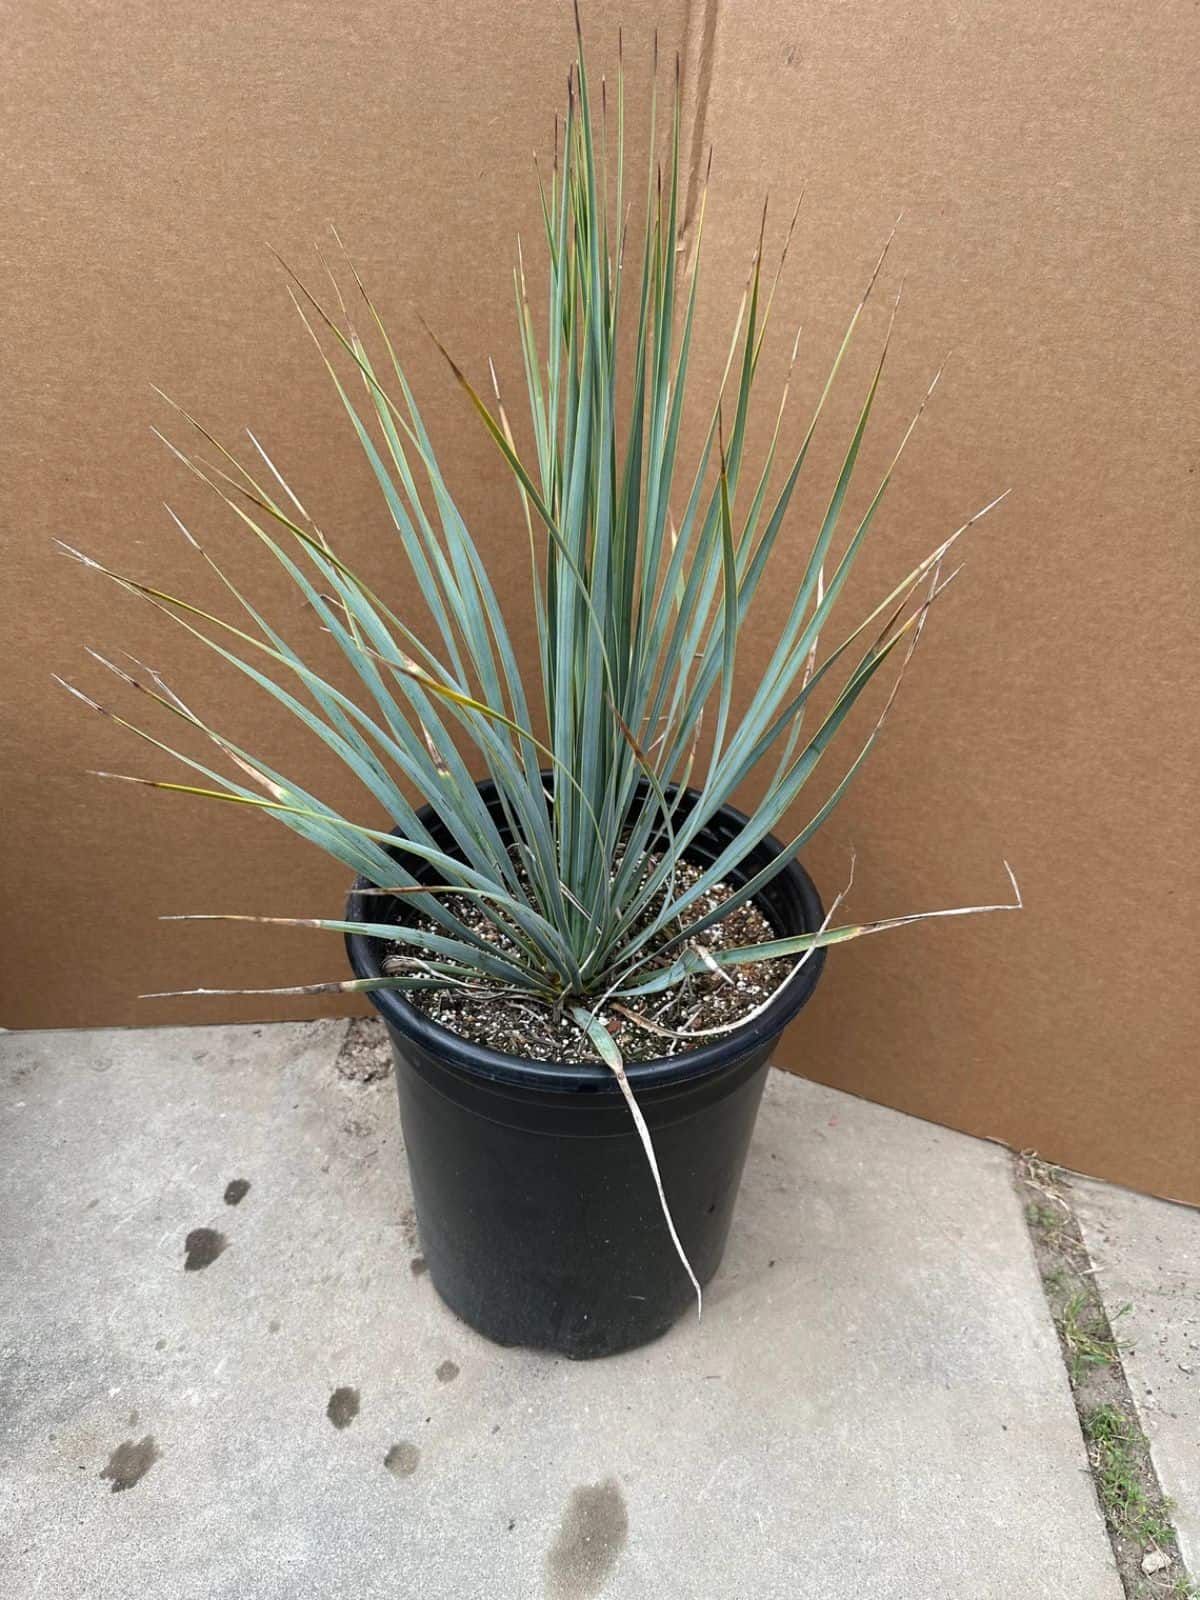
[3,2,1197,1202]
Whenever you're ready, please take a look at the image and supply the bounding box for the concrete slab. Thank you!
[1,1023,1120,1599]
[1075,1175,1200,1571]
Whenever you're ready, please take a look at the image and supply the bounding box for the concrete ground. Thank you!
[0,1020,1192,1599]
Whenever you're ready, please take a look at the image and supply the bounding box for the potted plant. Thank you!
[60,15,1018,1358]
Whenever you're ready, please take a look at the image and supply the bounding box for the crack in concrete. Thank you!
[1014,1152,1195,1599]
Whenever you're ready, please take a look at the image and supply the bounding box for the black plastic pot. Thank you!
[344,782,826,1359]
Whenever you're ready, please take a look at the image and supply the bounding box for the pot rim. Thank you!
[344,786,826,1095]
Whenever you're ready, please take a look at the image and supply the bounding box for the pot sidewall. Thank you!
[344,783,826,1356]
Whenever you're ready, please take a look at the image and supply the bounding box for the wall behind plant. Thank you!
[3,1,1197,1202]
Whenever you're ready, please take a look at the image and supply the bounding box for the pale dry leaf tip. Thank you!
[246,429,311,520]
[843,847,858,892]
[929,489,1012,569]
[148,381,182,412]
[116,650,192,715]
[1002,861,1023,909]
[162,503,201,547]
[140,980,354,998]
[314,238,350,323]
[83,646,131,682]
[116,647,157,673]
[862,220,901,305]
[54,540,103,570]
[150,427,204,480]
[962,488,1013,530]
[159,912,320,926]
[53,676,105,714]
[931,562,966,599]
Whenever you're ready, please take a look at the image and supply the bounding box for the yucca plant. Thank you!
[60,13,1017,1315]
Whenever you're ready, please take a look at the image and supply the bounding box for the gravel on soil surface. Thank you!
[386,857,801,1063]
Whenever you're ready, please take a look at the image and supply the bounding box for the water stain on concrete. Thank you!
[100,1436,160,1493]
[183,1228,227,1271]
[410,1256,428,1277]
[399,1207,419,1250]
[383,1441,420,1477]
[326,1387,360,1429]
[127,1409,138,1428]
[223,1178,251,1206]
[435,1359,460,1384]
[268,1318,281,1334]
[545,1479,628,1599]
